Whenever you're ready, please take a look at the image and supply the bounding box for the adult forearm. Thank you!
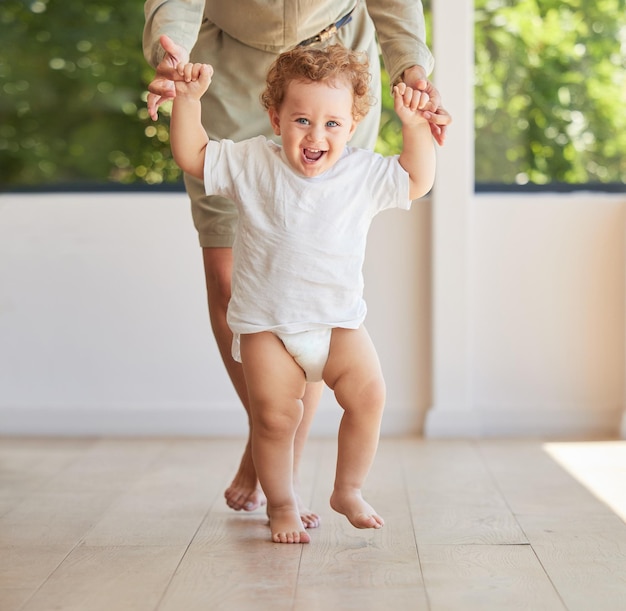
[365,0,434,83]
[143,0,205,67]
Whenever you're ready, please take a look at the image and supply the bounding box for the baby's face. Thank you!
[268,79,357,178]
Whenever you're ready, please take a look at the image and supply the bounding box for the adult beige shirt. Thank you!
[143,0,434,85]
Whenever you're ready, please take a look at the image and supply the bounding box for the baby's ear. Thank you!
[268,107,281,136]
[347,118,358,141]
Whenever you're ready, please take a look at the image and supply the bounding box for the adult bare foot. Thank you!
[224,442,266,511]
[268,505,311,544]
[330,489,384,529]
[297,494,321,529]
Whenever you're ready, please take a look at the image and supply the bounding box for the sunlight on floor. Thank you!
[543,441,626,522]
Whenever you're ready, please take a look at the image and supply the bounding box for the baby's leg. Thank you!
[240,331,311,544]
[323,326,386,529]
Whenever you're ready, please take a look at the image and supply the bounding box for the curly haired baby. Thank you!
[168,44,436,544]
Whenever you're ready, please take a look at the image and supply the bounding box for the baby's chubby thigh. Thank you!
[323,327,386,411]
[239,332,308,410]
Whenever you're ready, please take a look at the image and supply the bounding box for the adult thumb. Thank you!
[159,34,185,63]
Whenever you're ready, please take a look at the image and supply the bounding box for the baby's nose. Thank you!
[307,124,325,142]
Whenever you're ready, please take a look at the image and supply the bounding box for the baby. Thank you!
[168,44,436,543]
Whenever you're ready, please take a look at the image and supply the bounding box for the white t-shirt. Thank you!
[203,135,412,337]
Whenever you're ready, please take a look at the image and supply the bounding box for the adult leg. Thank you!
[240,331,311,543]
[202,247,321,525]
[293,380,323,528]
[202,247,262,511]
[323,326,386,529]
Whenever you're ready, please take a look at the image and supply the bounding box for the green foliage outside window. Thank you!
[0,0,176,188]
[475,0,626,186]
[1,0,624,190]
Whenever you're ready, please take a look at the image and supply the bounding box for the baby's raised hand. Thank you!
[393,82,429,127]
[174,62,214,99]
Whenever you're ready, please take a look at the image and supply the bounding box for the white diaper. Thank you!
[275,328,332,382]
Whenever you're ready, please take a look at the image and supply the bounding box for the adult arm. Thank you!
[366,0,451,145]
[143,0,205,67]
[143,0,205,119]
[365,0,433,87]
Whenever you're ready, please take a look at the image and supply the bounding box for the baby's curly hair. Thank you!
[260,44,375,122]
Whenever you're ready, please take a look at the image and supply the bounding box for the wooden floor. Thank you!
[1,437,625,611]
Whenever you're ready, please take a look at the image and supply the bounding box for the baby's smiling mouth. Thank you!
[303,148,325,162]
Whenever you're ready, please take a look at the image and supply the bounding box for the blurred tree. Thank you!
[0,0,179,188]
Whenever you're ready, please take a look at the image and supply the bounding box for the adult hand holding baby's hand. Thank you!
[393,82,430,127]
[177,62,214,83]
[173,63,214,99]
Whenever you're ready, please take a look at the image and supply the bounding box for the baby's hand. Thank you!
[174,62,214,99]
[393,82,429,127]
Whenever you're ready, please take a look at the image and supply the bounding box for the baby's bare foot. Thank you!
[268,505,311,544]
[330,489,384,529]
[266,494,320,528]
[224,445,267,511]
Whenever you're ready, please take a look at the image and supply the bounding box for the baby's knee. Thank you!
[253,402,302,438]
[359,376,386,413]
[336,373,386,418]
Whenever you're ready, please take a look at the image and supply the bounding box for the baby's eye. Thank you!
[296,118,310,125]
[326,120,339,127]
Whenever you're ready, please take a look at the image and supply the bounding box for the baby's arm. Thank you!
[170,63,214,180]
[394,83,437,200]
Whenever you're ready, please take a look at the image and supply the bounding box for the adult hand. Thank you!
[401,65,452,146]
[147,35,190,120]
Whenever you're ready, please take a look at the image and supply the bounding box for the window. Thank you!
[474,0,626,190]
[2,0,624,191]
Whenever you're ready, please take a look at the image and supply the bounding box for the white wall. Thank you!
[2,192,625,439]
[2,188,623,439]
[0,191,431,436]
[473,194,625,435]
[427,192,626,438]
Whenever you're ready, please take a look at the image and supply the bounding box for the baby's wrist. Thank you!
[177,92,201,103]
[402,117,428,130]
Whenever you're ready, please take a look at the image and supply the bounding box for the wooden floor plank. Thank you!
[157,497,301,610]
[295,439,429,611]
[0,545,71,590]
[156,438,314,611]
[403,440,528,544]
[480,440,626,610]
[513,512,626,611]
[0,545,73,611]
[19,545,186,611]
[1,437,625,611]
[158,520,302,611]
[510,512,626,611]
[0,439,168,547]
[420,544,567,611]
[0,439,169,608]
[82,440,225,547]
[543,441,626,521]
[0,438,94,517]
[478,440,614,517]
[0,588,33,611]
